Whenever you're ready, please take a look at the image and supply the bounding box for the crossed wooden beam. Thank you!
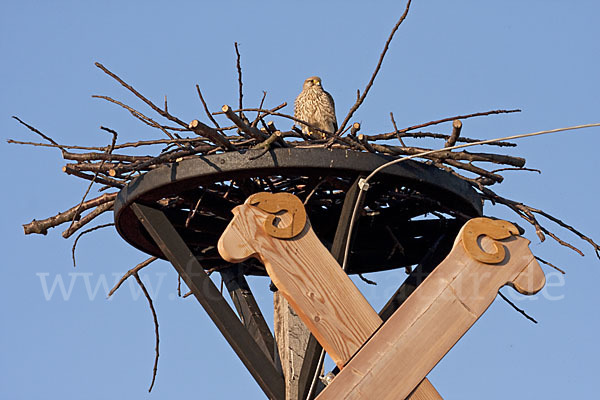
[218,192,546,399]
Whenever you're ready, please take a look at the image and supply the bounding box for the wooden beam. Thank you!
[219,198,380,368]
[220,265,277,363]
[298,175,364,399]
[407,373,444,400]
[379,231,455,321]
[218,193,442,398]
[131,203,284,400]
[316,218,545,399]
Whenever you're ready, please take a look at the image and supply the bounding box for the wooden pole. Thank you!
[274,292,313,400]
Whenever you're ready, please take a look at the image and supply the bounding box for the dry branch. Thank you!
[62,201,115,238]
[65,126,118,237]
[367,109,522,141]
[133,272,160,393]
[107,257,160,392]
[23,193,117,235]
[334,0,413,136]
[62,165,125,188]
[234,42,243,114]
[108,257,159,297]
[445,119,462,147]
[72,223,114,267]
[95,62,188,128]
[498,291,538,324]
[92,95,181,143]
[222,105,268,140]
[188,119,237,151]
[12,116,67,153]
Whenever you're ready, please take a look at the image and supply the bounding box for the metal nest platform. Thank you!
[114,148,483,275]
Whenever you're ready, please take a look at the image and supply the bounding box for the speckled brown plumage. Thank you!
[294,76,337,139]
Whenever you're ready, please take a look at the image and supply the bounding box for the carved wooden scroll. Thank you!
[218,193,545,399]
[247,192,307,239]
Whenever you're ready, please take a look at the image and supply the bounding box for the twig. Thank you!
[12,116,68,154]
[248,131,284,160]
[251,91,268,127]
[185,193,205,228]
[188,119,237,151]
[366,142,525,167]
[211,103,287,116]
[195,85,222,130]
[534,256,566,274]
[234,42,243,115]
[350,122,361,138]
[390,112,406,146]
[62,165,125,188]
[65,127,118,236]
[8,137,210,151]
[132,272,160,392]
[62,201,115,238]
[23,193,117,235]
[491,167,541,174]
[222,105,268,140]
[95,62,188,128]
[92,95,181,143]
[358,273,377,285]
[367,109,522,141]
[358,134,377,153]
[527,205,600,259]
[480,187,586,256]
[108,257,158,297]
[71,223,114,267]
[498,291,537,324]
[334,0,413,136]
[303,178,327,205]
[445,119,462,147]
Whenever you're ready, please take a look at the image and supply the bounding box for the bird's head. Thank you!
[303,76,322,90]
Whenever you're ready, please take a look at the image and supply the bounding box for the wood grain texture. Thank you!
[316,218,546,399]
[407,378,443,400]
[274,292,312,400]
[218,202,381,367]
[218,193,440,399]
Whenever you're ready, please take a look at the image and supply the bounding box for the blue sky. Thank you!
[1,1,599,399]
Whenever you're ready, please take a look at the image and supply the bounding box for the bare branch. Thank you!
[72,223,114,267]
[195,85,222,130]
[12,116,68,154]
[390,112,406,146]
[65,127,118,235]
[445,119,462,148]
[334,0,413,136]
[234,42,243,115]
[133,272,160,392]
[23,193,117,235]
[498,291,537,324]
[95,62,188,128]
[62,201,115,238]
[108,257,159,297]
[367,109,522,141]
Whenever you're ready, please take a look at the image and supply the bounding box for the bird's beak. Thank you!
[313,79,321,85]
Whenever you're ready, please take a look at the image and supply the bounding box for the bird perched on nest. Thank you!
[294,76,338,139]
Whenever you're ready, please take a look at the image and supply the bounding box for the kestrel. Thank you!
[294,76,338,139]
